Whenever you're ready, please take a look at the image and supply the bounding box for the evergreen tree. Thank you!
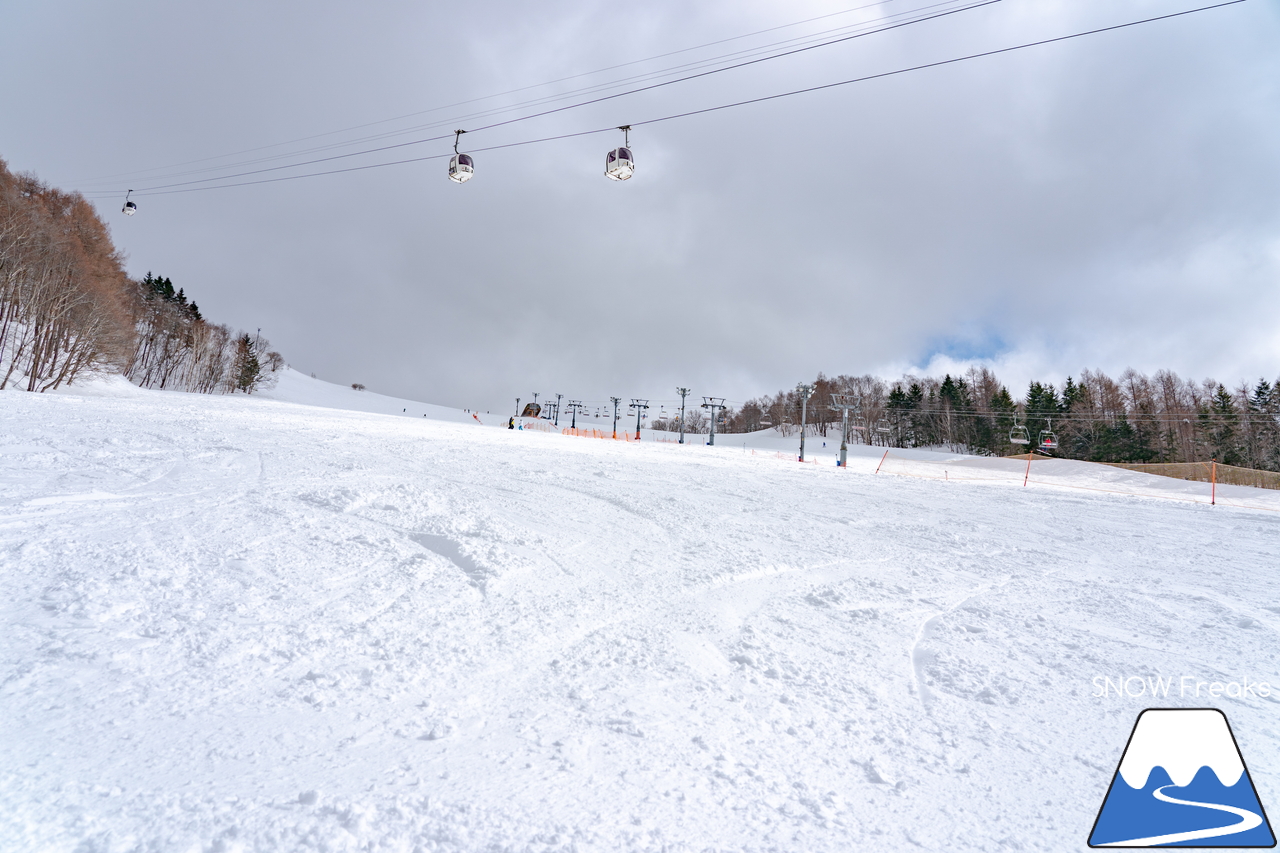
[938,374,979,451]
[987,386,1016,455]
[1252,379,1280,470]
[1024,382,1063,453]
[1241,379,1277,469]
[1202,384,1241,465]
[1061,376,1083,411]
[885,384,916,448]
[1088,417,1144,463]
[233,334,261,393]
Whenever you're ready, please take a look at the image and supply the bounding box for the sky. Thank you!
[2,0,1278,415]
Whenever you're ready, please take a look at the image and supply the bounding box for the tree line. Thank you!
[652,367,1280,471]
[0,159,281,393]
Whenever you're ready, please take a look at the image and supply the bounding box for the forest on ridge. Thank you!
[0,158,281,394]
[652,368,1280,471]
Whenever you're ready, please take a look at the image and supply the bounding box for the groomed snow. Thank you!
[2,377,1278,851]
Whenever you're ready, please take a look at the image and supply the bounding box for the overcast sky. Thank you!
[3,0,1277,413]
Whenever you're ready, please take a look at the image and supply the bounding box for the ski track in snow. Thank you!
[1,388,1279,852]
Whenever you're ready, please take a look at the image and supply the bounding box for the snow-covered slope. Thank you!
[257,368,490,425]
[2,385,1277,852]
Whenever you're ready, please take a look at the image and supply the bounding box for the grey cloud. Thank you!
[2,0,1276,412]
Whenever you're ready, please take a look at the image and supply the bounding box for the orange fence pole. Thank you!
[1023,454,1032,488]
[875,449,890,475]
[1211,459,1217,506]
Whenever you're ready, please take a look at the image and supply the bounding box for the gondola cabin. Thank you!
[448,153,474,183]
[605,147,634,181]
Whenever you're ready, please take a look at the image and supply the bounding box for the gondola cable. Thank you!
[99,0,1246,200]
[93,0,1000,197]
[70,0,932,187]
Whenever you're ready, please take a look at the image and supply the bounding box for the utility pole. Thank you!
[630,399,649,440]
[554,393,563,426]
[568,400,582,429]
[796,383,815,461]
[676,387,691,445]
[830,394,859,468]
[531,392,540,417]
[610,396,621,439]
[701,397,726,446]
[515,397,521,416]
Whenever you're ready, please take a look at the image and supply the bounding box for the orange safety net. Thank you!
[561,428,609,439]
[560,428,643,441]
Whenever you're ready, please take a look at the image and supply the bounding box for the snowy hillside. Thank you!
[2,380,1278,852]
[255,369,490,425]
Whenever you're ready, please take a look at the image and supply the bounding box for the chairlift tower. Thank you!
[676,387,691,445]
[630,399,649,440]
[567,400,583,429]
[830,394,859,468]
[796,384,815,462]
[610,396,622,439]
[701,397,726,446]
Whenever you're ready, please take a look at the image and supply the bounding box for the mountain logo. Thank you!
[1089,708,1275,847]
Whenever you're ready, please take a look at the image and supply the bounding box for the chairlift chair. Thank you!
[1038,418,1059,450]
[875,418,891,434]
[605,126,636,181]
[1009,415,1030,446]
[852,413,868,432]
[448,130,474,183]
[122,190,137,216]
